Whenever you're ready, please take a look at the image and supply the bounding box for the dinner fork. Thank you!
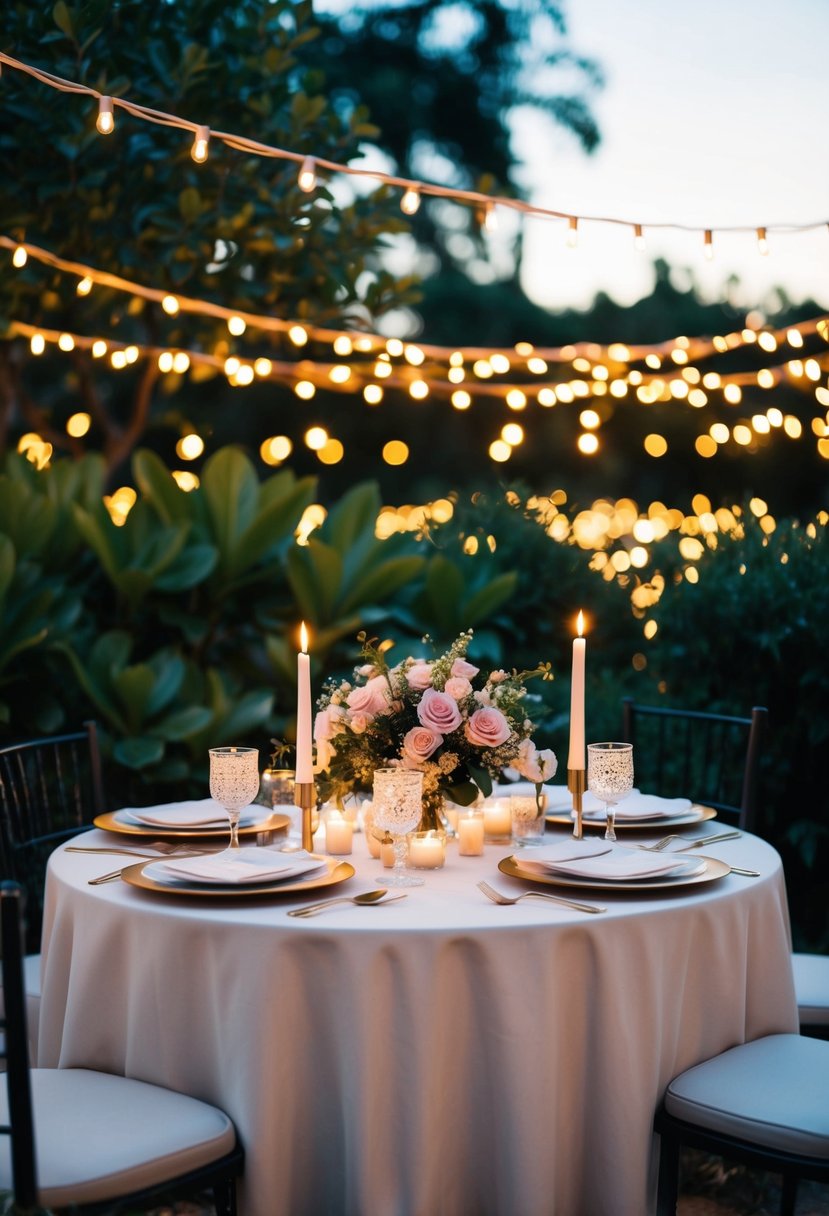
[638,830,742,852]
[88,845,209,884]
[477,880,605,914]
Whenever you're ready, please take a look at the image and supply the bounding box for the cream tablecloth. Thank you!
[38,825,797,1216]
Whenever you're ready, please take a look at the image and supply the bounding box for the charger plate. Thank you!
[121,855,354,898]
[498,852,731,893]
[545,803,717,833]
[94,810,290,840]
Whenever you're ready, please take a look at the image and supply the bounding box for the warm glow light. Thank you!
[386,338,404,358]
[224,356,241,377]
[567,216,579,248]
[305,426,328,450]
[329,365,351,384]
[333,335,353,357]
[233,365,255,386]
[177,433,204,460]
[110,350,127,368]
[404,344,425,366]
[254,358,272,377]
[191,125,209,163]
[483,202,498,233]
[756,226,769,255]
[171,470,200,492]
[172,352,190,373]
[66,412,91,438]
[162,294,180,315]
[401,186,421,215]
[506,389,527,410]
[300,621,309,653]
[703,229,714,260]
[576,610,584,638]
[30,333,45,355]
[383,440,409,465]
[695,435,717,458]
[92,340,107,359]
[577,432,599,455]
[363,384,383,405]
[76,276,93,296]
[644,433,668,457]
[633,223,646,251]
[298,157,316,192]
[260,435,292,465]
[409,379,429,399]
[288,325,308,346]
[318,438,344,464]
[488,439,511,462]
[58,333,75,351]
[501,423,524,445]
[294,380,316,399]
[452,390,471,410]
[96,95,114,135]
[227,315,246,337]
[580,409,600,429]
[489,354,510,374]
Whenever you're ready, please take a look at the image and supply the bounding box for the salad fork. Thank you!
[639,830,742,852]
[477,880,605,914]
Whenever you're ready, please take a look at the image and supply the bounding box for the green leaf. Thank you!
[201,448,259,575]
[220,689,274,739]
[133,449,192,524]
[323,482,381,555]
[52,1,74,39]
[0,536,15,604]
[463,571,518,626]
[286,539,343,622]
[154,704,213,741]
[424,555,465,632]
[113,665,157,729]
[339,555,424,616]
[113,736,165,770]
[231,478,316,576]
[178,186,203,223]
[155,544,218,591]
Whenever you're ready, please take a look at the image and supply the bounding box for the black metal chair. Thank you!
[0,722,106,1053]
[655,1034,829,1216]
[0,881,244,1214]
[621,698,767,832]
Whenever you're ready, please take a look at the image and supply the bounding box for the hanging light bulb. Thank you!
[400,186,421,216]
[567,216,579,248]
[703,229,714,261]
[191,125,210,163]
[756,226,769,255]
[12,244,27,269]
[297,156,317,193]
[633,223,646,252]
[483,202,498,233]
[96,96,114,135]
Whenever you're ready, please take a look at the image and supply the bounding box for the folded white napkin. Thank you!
[522,784,617,815]
[514,840,612,877]
[523,845,703,881]
[582,793,692,822]
[118,799,262,828]
[154,848,327,886]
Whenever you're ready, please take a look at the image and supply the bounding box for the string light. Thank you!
[191,125,209,163]
[1,50,827,260]
[567,216,579,248]
[400,186,421,216]
[704,230,714,261]
[756,227,769,255]
[96,96,114,135]
[297,156,316,193]
[633,223,646,252]
[12,244,27,268]
[483,202,498,234]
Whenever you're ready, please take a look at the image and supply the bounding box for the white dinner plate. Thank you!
[545,803,717,832]
[121,855,355,898]
[498,851,731,893]
[94,809,290,839]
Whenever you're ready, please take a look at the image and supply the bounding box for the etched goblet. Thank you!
[208,746,260,856]
[587,742,634,843]
[371,768,425,887]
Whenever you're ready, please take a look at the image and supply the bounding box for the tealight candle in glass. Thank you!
[407,830,445,869]
[324,809,353,855]
[457,810,485,856]
[483,799,511,843]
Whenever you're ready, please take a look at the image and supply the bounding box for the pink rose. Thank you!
[488,669,508,683]
[347,675,391,716]
[349,713,371,735]
[464,706,511,748]
[402,726,443,766]
[444,676,472,700]
[406,662,434,690]
[451,657,479,679]
[417,688,463,734]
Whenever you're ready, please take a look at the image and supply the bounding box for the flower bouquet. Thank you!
[314,630,556,826]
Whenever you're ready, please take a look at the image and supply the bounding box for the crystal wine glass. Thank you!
[208,746,260,856]
[371,768,425,887]
[587,742,634,842]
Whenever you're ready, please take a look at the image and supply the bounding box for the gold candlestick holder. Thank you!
[567,767,586,840]
[294,781,316,851]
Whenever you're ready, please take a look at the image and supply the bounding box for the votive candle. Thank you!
[324,810,353,855]
[458,811,485,856]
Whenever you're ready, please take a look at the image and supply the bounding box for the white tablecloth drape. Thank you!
[38,827,797,1216]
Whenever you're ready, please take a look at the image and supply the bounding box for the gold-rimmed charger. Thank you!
[121,855,354,899]
[544,803,717,833]
[498,852,731,893]
[94,810,290,840]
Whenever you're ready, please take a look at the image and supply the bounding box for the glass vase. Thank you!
[418,789,453,837]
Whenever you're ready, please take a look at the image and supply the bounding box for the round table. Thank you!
[38,823,797,1216]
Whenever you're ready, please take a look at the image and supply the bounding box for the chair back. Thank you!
[0,722,105,951]
[0,881,39,1209]
[621,700,767,832]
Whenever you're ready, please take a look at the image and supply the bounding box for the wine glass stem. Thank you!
[228,812,241,850]
[604,802,616,842]
[392,835,407,877]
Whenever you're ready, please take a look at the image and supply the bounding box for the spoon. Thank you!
[287,890,406,917]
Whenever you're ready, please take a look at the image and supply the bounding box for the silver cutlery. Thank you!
[88,845,208,884]
[68,844,177,860]
[287,891,407,917]
[477,880,605,914]
[729,866,760,877]
[638,830,742,852]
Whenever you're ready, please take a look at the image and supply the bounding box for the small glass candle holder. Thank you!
[258,767,295,807]
[510,793,547,847]
[483,799,512,844]
[457,809,485,856]
[407,830,446,869]
[324,809,353,855]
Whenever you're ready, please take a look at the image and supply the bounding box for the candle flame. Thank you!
[300,621,309,653]
[576,610,585,638]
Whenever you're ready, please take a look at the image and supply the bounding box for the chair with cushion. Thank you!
[655,1034,829,1216]
[621,698,767,832]
[0,722,105,1054]
[622,700,828,1035]
[0,881,244,1214]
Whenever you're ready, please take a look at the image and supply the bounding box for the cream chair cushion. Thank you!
[793,952,829,1025]
[664,1034,829,1160]
[0,1068,236,1208]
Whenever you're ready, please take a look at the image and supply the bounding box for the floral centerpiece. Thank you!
[314,630,557,828]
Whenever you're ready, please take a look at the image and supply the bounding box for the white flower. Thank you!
[444,676,472,700]
[513,738,558,783]
[488,669,508,683]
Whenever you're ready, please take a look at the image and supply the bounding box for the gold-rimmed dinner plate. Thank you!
[94,810,290,839]
[498,852,731,893]
[121,855,354,898]
[544,803,717,833]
